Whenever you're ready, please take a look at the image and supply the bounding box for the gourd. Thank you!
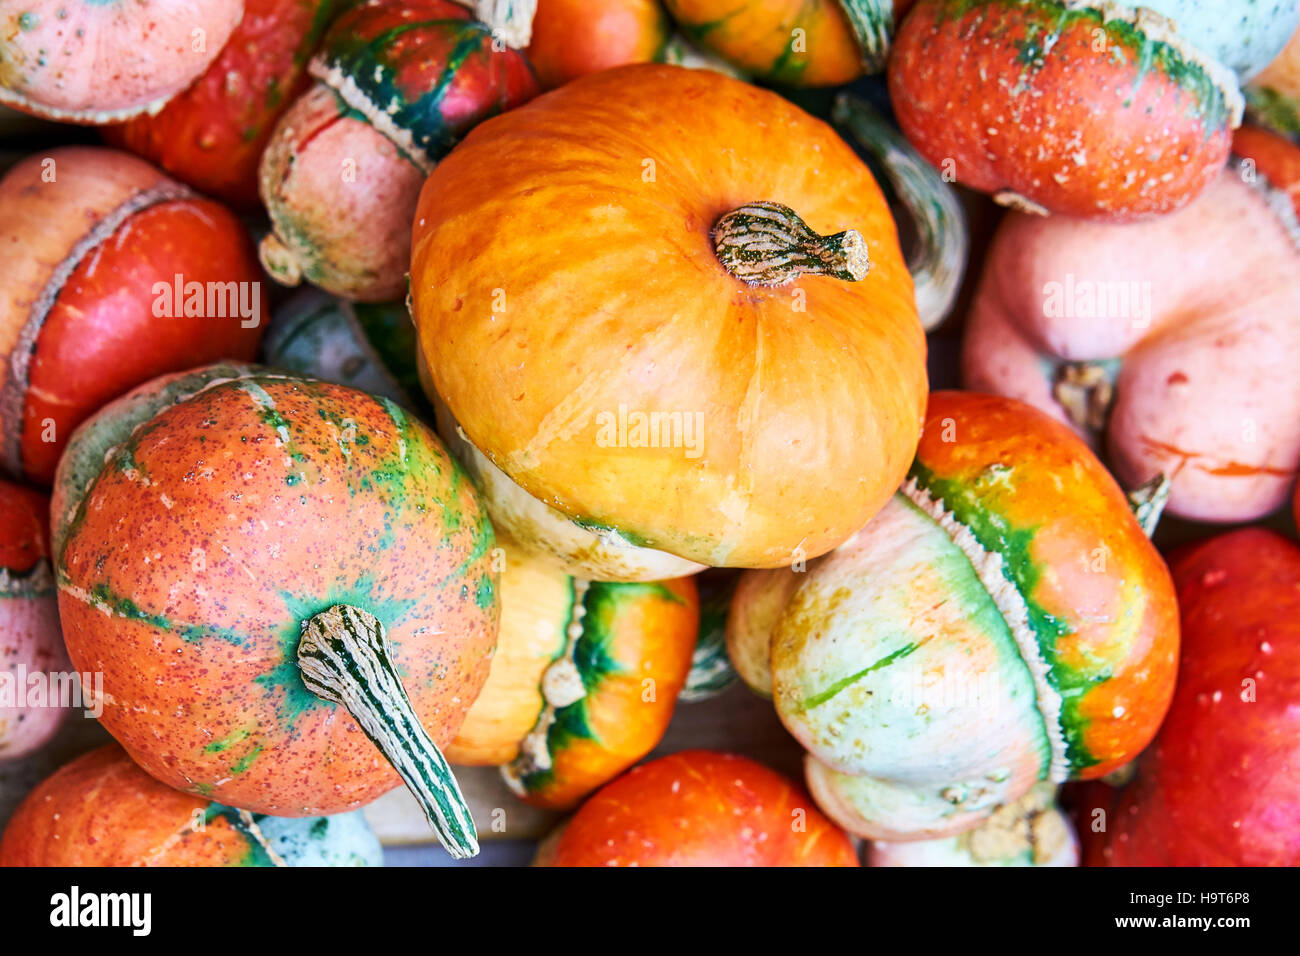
[962,127,1300,524]
[867,783,1078,867]
[662,0,915,86]
[1080,529,1300,866]
[104,0,348,206]
[1247,22,1300,138]
[258,0,538,301]
[50,363,499,858]
[889,0,1300,219]
[728,392,1179,841]
[526,0,672,88]
[411,64,926,579]
[446,541,698,809]
[0,0,242,123]
[0,744,383,866]
[0,480,69,761]
[537,749,859,866]
[0,147,266,485]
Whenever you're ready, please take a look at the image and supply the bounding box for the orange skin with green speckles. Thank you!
[918,392,1178,777]
[527,0,671,89]
[56,372,498,816]
[889,0,1236,219]
[541,750,859,866]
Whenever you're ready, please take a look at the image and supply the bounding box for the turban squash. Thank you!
[0,744,382,866]
[727,392,1178,841]
[962,125,1300,524]
[51,363,498,858]
[411,63,926,579]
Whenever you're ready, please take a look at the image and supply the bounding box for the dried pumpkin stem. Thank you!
[1052,361,1114,435]
[838,0,895,74]
[298,604,479,859]
[1126,473,1171,538]
[712,201,870,287]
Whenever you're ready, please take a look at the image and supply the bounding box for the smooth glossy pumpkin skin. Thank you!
[541,750,859,866]
[447,543,698,810]
[258,0,538,301]
[0,744,383,866]
[1083,530,1300,866]
[962,137,1300,524]
[104,0,345,206]
[527,0,670,89]
[745,392,1177,840]
[0,1,242,123]
[889,0,1246,219]
[0,480,68,761]
[54,365,498,815]
[412,63,926,570]
[0,148,266,486]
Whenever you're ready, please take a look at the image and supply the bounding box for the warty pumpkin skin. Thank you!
[412,63,926,574]
[539,750,859,866]
[447,540,698,810]
[730,392,1178,841]
[104,0,348,207]
[1081,529,1300,867]
[0,480,69,762]
[0,147,267,486]
[962,131,1300,524]
[0,744,383,866]
[258,0,538,301]
[52,364,499,858]
[0,1,242,123]
[888,0,1296,219]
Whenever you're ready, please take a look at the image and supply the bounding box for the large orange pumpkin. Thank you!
[411,64,926,577]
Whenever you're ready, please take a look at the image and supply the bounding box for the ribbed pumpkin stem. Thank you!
[1052,361,1114,434]
[298,604,479,859]
[1127,473,1171,538]
[713,201,870,287]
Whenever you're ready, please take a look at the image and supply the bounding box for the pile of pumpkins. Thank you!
[0,0,1298,867]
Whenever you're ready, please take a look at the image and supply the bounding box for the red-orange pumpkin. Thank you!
[526,0,671,88]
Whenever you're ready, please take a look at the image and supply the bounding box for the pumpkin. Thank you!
[962,127,1300,524]
[0,480,69,761]
[411,63,926,578]
[0,1,243,123]
[1080,529,1300,866]
[103,0,347,206]
[889,0,1298,219]
[1246,20,1300,138]
[258,0,538,301]
[662,0,911,86]
[728,392,1179,840]
[0,147,266,486]
[50,363,499,858]
[537,750,859,866]
[526,0,671,88]
[867,783,1078,867]
[0,744,383,866]
[446,540,697,809]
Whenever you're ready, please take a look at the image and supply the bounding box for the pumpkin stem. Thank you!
[838,0,896,74]
[259,232,303,289]
[1126,473,1171,538]
[832,94,968,330]
[297,604,479,859]
[1052,361,1115,436]
[467,0,536,48]
[713,201,870,287]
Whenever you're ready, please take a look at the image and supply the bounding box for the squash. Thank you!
[258,0,538,301]
[411,63,926,577]
[1246,21,1300,139]
[537,749,859,865]
[0,147,266,486]
[1079,529,1300,866]
[0,1,242,123]
[662,0,911,86]
[889,0,1298,219]
[0,744,383,866]
[0,480,69,761]
[447,540,697,809]
[867,783,1077,867]
[104,0,348,206]
[527,0,672,88]
[962,126,1300,524]
[728,392,1178,840]
[50,364,499,858]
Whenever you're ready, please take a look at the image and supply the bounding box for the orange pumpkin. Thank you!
[527,0,672,88]
[411,64,926,578]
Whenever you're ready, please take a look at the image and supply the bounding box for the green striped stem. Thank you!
[1126,473,1171,538]
[298,605,479,858]
[1245,85,1300,142]
[712,201,870,287]
[832,93,968,330]
[839,0,895,74]
[681,574,739,702]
